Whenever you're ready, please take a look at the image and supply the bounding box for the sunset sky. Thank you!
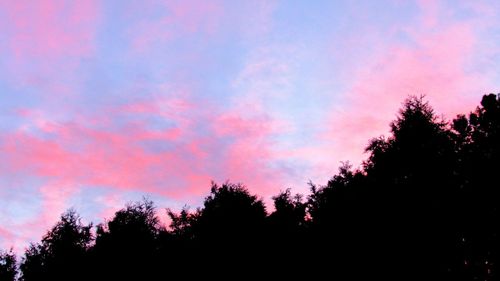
[1,0,500,251]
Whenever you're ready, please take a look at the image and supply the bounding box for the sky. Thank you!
[1,0,500,252]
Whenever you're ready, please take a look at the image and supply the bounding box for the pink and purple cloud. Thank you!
[1,0,500,251]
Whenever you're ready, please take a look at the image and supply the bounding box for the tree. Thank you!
[268,188,306,234]
[19,210,92,281]
[0,249,17,281]
[91,198,160,280]
[308,162,361,229]
[192,182,267,274]
[265,189,307,275]
[362,96,459,279]
[194,181,266,241]
[306,162,368,279]
[167,206,199,239]
[451,93,500,280]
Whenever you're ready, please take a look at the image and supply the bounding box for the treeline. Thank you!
[1,94,500,280]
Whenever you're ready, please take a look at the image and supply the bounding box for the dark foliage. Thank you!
[2,94,500,280]
[19,210,92,281]
[91,199,160,280]
[0,249,17,281]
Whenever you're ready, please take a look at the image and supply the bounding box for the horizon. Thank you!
[1,0,500,253]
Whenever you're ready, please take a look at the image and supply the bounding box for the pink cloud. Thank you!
[0,227,14,249]
[0,183,78,252]
[210,111,291,198]
[0,179,76,252]
[0,0,100,99]
[36,180,79,234]
[94,193,127,221]
[165,0,222,33]
[128,0,223,52]
[0,0,100,59]
[0,89,289,207]
[1,89,293,250]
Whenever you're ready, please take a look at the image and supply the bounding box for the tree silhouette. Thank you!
[268,188,306,235]
[193,181,266,240]
[361,96,458,279]
[91,198,160,280]
[0,249,17,281]
[265,188,307,273]
[306,162,369,278]
[19,210,92,281]
[167,206,199,239]
[451,93,500,280]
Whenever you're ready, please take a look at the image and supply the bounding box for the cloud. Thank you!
[0,0,99,59]
[0,87,291,249]
[0,0,101,100]
[0,0,293,251]
[2,0,500,254]
[127,0,224,52]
